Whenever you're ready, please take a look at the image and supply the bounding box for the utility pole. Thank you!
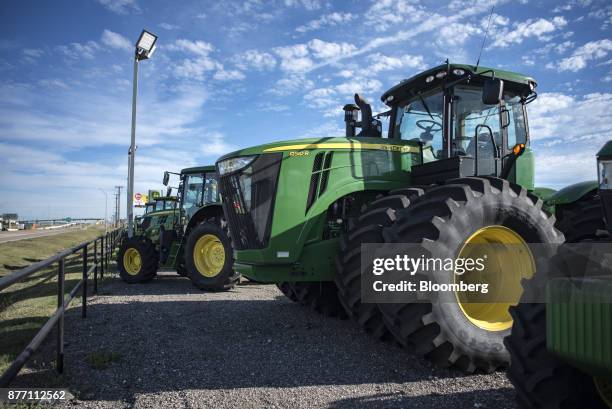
[115,185,123,227]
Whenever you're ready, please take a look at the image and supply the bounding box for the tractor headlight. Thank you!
[217,155,257,175]
[598,159,612,190]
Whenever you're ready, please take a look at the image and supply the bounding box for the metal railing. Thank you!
[0,228,123,387]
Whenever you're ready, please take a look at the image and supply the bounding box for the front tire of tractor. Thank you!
[117,236,158,283]
[556,192,605,242]
[379,177,563,373]
[276,282,298,302]
[335,188,424,340]
[505,195,611,409]
[290,282,347,318]
[504,297,609,408]
[184,222,238,291]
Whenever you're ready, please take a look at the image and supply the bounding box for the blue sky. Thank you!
[0,0,611,219]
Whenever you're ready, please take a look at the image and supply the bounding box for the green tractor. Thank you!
[117,166,239,291]
[135,195,178,233]
[505,141,612,408]
[217,62,565,373]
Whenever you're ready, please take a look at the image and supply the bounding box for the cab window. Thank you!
[183,174,204,210]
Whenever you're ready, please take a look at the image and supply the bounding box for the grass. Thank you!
[85,350,121,369]
[0,226,112,377]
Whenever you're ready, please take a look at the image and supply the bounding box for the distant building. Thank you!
[1,213,19,231]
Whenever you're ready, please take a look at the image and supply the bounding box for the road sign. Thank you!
[134,193,147,207]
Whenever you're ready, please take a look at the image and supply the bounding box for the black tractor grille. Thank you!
[218,153,282,250]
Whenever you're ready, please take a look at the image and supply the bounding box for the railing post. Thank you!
[82,245,88,318]
[101,235,105,279]
[94,239,98,294]
[57,259,65,373]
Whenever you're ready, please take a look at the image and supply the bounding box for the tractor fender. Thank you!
[186,204,224,231]
[545,180,599,206]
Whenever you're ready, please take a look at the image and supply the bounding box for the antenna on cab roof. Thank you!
[475,4,495,71]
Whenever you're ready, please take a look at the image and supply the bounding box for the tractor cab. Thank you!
[169,166,220,222]
[345,63,537,186]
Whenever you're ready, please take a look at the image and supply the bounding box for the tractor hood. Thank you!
[216,136,358,162]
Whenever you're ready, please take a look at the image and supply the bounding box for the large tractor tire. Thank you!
[379,177,563,373]
[184,222,238,291]
[505,195,612,409]
[290,282,347,318]
[335,188,424,340]
[505,296,611,408]
[276,282,298,302]
[556,192,605,242]
[117,236,158,283]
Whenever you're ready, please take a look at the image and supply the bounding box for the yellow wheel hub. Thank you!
[123,248,142,275]
[193,234,225,278]
[594,377,612,408]
[456,225,534,332]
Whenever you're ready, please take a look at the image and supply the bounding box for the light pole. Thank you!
[127,29,158,238]
[98,189,108,233]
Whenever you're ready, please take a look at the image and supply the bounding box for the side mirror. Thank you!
[482,78,504,105]
[162,171,169,186]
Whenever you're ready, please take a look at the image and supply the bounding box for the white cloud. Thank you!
[489,16,568,48]
[166,39,215,56]
[202,132,238,156]
[269,75,314,96]
[296,121,344,139]
[38,79,69,89]
[174,57,221,80]
[365,0,428,32]
[283,0,321,10]
[555,39,612,71]
[159,22,180,30]
[22,48,44,59]
[438,22,482,46]
[101,29,131,51]
[296,12,354,33]
[233,50,276,71]
[56,41,101,59]
[274,44,313,73]
[274,40,356,73]
[367,53,425,73]
[213,69,245,81]
[308,39,356,59]
[96,0,140,14]
[529,92,612,187]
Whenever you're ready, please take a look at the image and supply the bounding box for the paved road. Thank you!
[15,273,519,409]
[0,228,79,244]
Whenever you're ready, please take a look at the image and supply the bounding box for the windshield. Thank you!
[394,90,444,162]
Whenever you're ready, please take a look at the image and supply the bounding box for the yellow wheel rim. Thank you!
[594,377,612,408]
[123,248,142,275]
[456,225,534,332]
[193,234,225,278]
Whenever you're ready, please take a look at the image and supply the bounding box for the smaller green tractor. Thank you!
[117,166,238,291]
[135,195,178,233]
[505,141,612,408]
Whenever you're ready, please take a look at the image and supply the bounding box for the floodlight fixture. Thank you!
[135,29,157,61]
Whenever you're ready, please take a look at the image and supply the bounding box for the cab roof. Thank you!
[381,63,537,103]
[181,165,216,174]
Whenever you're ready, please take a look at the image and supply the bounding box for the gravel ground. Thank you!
[20,272,519,409]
